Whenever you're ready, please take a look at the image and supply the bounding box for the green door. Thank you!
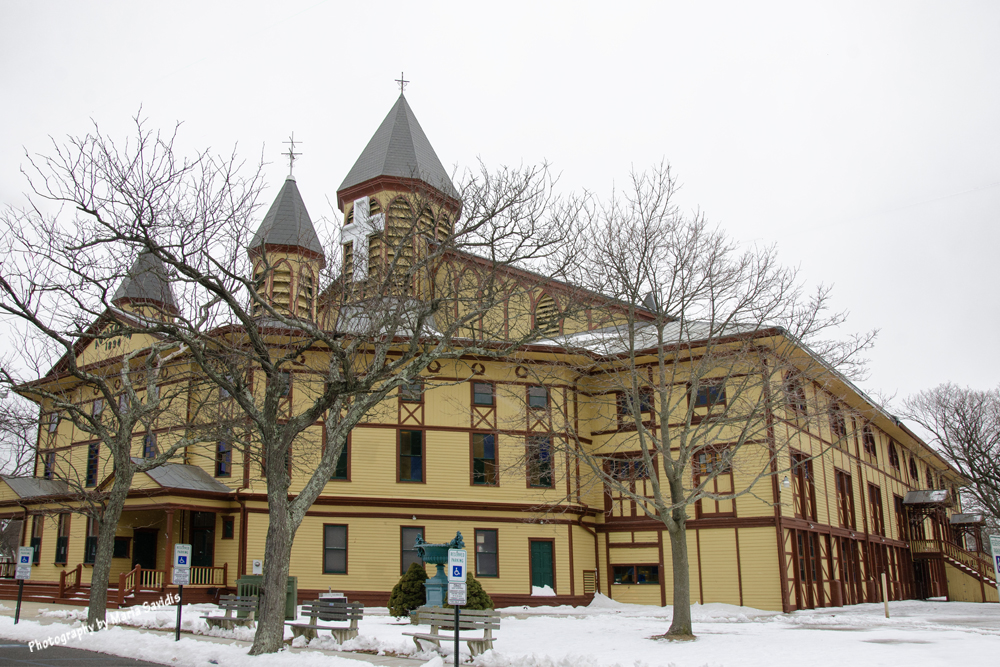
[530,541,554,589]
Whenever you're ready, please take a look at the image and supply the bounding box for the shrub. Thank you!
[388,562,428,619]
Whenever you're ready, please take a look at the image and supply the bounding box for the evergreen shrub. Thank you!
[388,562,428,619]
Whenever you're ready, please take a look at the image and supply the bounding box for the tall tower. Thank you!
[248,176,326,320]
[112,251,179,321]
[336,94,460,287]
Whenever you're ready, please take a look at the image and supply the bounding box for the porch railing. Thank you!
[188,564,227,587]
[116,565,166,605]
[58,564,83,598]
[910,539,997,583]
[0,560,14,579]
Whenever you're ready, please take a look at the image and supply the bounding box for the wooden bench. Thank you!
[403,607,500,658]
[200,594,258,630]
[286,599,364,643]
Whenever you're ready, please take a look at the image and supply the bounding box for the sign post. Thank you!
[990,535,1000,602]
[172,544,192,641]
[447,549,467,667]
[14,546,32,624]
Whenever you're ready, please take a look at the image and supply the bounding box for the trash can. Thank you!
[236,575,298,620]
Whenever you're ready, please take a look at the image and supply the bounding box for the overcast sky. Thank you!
[1,1,997,412]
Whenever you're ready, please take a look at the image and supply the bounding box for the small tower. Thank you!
[336,94,460,286]
[112,251,179,321]
[248,176,326,320]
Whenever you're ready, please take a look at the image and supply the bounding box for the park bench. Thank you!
[286,599,364,643]
[403,606,500,657]
[200,594,258,630]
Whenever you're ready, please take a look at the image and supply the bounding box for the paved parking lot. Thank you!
[0,641,166,666]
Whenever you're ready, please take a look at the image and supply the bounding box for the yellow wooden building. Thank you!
[1,94,995,611]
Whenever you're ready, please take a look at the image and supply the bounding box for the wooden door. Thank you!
[132,530,158,570]
[530,540,554,590]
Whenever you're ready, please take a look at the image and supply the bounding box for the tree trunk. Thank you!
[665,516,694,638]
[86,465,135,628]
[248,488,294,654]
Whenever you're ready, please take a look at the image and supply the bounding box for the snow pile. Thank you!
[531,585,556,596]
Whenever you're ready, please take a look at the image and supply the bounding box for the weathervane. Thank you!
[283,132,302,177]
[395,71,409,95]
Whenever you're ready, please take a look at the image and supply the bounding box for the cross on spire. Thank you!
[395,71,409,95]
[283,132,302,177]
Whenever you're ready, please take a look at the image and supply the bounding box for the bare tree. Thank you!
[511,166,876,638]
[0,388,38,477]
[904,384,1000,527]
[0,123,256,628]
[6,119,590,654]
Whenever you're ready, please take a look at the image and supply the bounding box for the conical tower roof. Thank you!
[112,251,179,314]
[249,177,325,263]
[337,94,457,208]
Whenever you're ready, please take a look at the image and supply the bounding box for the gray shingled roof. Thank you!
[2,476,69,498]
[133,459,233,493]
[338,94,458,199]
[249,177,324,256]
[112,251,178,313]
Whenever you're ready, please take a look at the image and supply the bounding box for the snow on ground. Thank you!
[4,595,999,666]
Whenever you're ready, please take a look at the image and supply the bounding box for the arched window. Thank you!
[783,373,807,415]
[908,457,919,484]
[888,442,900,470]
[533,294,560,335]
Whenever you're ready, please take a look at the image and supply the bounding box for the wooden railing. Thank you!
[189,564,227,587]
[0,560,15,579]
[910,539,997,583]
[116,565,166,605]
[58,564,83,598]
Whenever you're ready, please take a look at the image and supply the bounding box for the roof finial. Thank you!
[283,132,302,177]
[395,71,409,95]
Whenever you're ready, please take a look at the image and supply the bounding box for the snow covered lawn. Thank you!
[0,595,996,666]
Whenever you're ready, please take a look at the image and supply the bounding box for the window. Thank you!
[527,436,553,488]
[323,524,347,574]
[142,433,158,459]
[868,484,885,536]
[784,374,807,415]
[617,389,653,423]
[43,451,55,480]
[84,517,99,564]
[834,469,855,529]
[893,495,907,542]
[862,425,877,458]
[528,386,548,409]
[926,466,934,488]
[330,440,349,480]
[278,372,291,398]
[401,527,424,574]
[612,565,659,585]
[30,515,42,565]
[475,529,498,577]
[399,430,423,482]
[118,394,130,411]
[86,442,100,486]
[694,448,731,475]
[888,442,900,471]
[47,412,59,433]
[791,451,816,521]
[693,384,726,409]
[472,433,498,485]
[215,440,232,478]
[55,514,70,565]
[221,516,235,540]
[113,536,130,558]
[92,399,105,419]
[908,456,919,484]
[829,404,846,443]
[473,382,494,406]
[608,458,649,481]
[400,380,423,402]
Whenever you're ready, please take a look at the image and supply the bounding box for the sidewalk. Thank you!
[0,600,429,666]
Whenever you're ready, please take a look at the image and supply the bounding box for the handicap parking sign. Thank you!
[20,556,29,564]
[178,556,187,565]
[452,566,462,577]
